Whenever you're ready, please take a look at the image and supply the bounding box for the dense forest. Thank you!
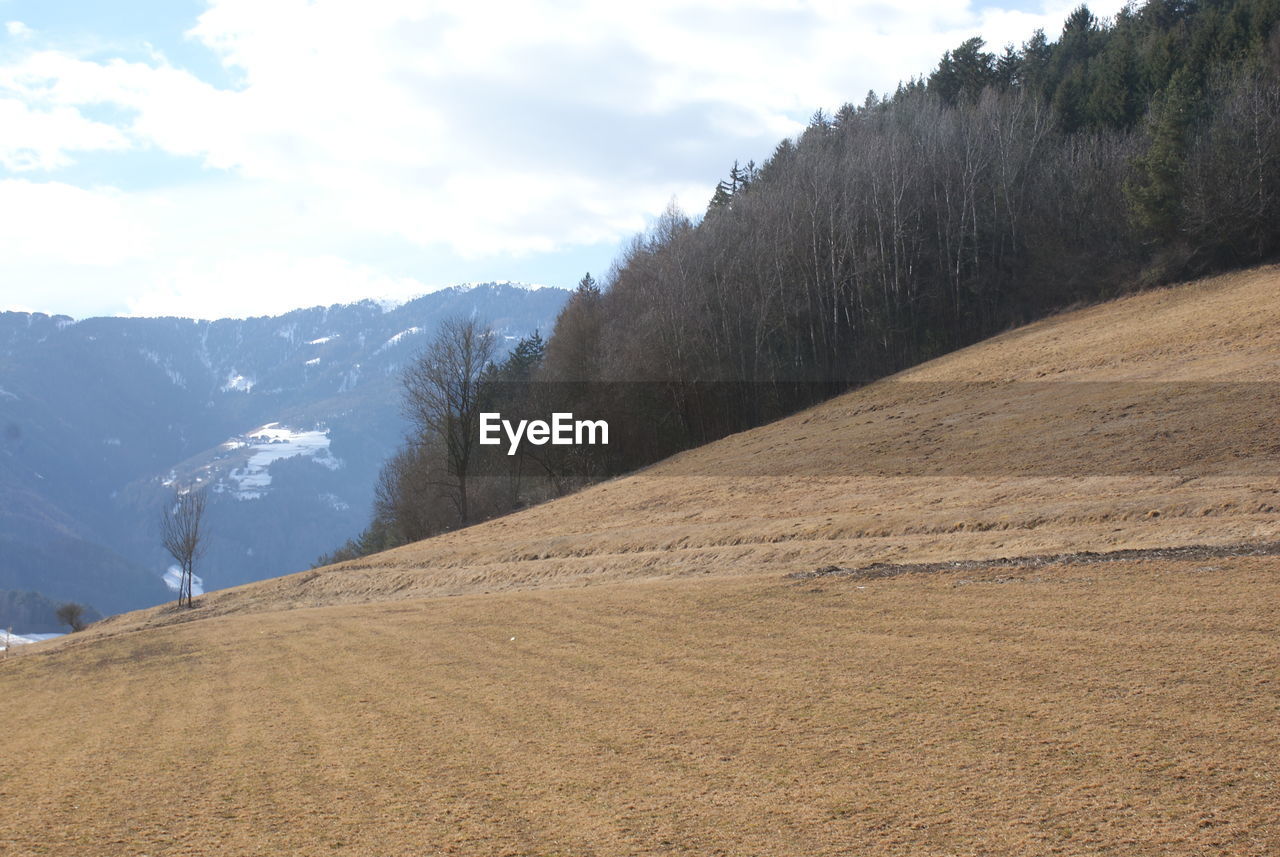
[322,0,1280,562]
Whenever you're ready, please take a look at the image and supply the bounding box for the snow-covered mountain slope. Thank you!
[0,284,568,618]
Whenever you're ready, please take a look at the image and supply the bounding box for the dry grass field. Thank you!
[4,559,1279,856]
[4,266,1280,855]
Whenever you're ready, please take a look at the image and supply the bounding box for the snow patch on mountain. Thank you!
[337,364,361,393]
[220,423,343,500]
[222,372,255,393]
[355,296,409,314]
[319,492,350,511]
[197,326,213,370]
[307,335,335,345]
[451,280,555,293]
[375,327,423,354]
[163,564,205,596]
[139,349,186,387]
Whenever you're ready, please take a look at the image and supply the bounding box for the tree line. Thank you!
[321,0,1280,563]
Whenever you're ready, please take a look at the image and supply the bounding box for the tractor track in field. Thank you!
[793,540,1280,581]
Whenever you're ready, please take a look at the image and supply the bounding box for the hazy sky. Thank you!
[0,0,1127,320]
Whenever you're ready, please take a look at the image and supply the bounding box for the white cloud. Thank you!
[0,98,131,170]
[0,50,244,168]
[0,179,151,266]
[5,21,32,39]
[126,251,434,319]
[0,0,1129,318]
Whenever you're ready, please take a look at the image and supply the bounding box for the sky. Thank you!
[0,0,1128,320]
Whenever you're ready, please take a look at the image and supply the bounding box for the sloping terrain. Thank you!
[4,266,1280,855]
[0,284,566,616]
[88,264,1280,629]
[4,558,1279,855]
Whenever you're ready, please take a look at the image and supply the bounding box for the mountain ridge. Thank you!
[0,282,569,626]
[5,281,565,325]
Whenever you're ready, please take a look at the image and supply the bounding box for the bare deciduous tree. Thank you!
[55,602,87,632]
[402,317,497,526]
[161,488,207,608]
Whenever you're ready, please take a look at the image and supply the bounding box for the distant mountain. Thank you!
[0,284,568,625]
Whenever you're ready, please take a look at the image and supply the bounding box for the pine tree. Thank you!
[1087,26,1140,128]
[1127,67,1200,239]
[707,180,732,214]
[995,44,1024,89]
[502,331,546,381]
[576,272,600,297]
[1022,29,1054,92]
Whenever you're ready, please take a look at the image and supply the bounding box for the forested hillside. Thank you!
[344,0,1280,557]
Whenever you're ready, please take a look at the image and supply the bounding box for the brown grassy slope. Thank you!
[5,267,1280,856]
[3,559,1278,856]
[92,264,1279,629]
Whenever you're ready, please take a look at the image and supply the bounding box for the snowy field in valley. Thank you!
[219,423,343,500]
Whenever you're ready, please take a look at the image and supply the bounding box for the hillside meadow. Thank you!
[4,265,1280,855]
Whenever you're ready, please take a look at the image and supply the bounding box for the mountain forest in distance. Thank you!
[329,0,1280,562]
[0,285,568,626]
